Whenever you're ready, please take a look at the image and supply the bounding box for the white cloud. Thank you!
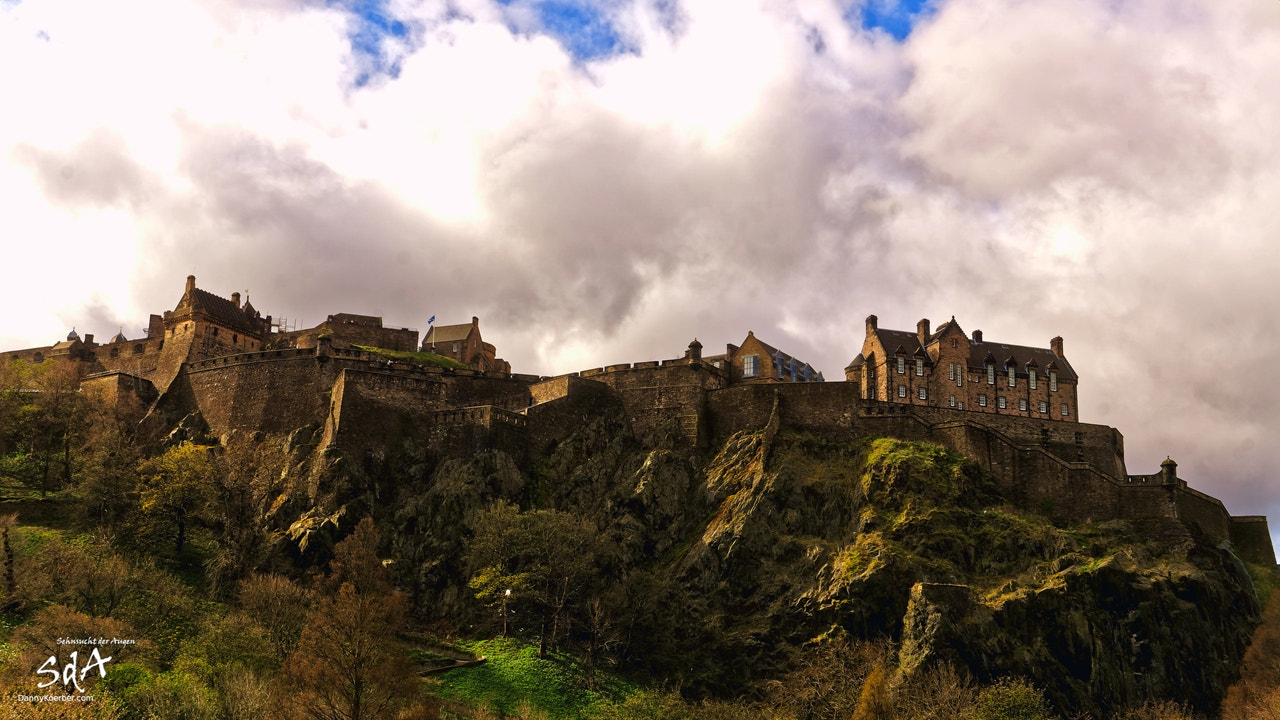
[3,0,1280,541]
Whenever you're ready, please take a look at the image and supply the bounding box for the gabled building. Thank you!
[704,331,824,385]
[422,316,510,374]
[845,315,1078,421]
[161,275,273,360]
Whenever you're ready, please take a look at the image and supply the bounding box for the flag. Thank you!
[428,315,435,325]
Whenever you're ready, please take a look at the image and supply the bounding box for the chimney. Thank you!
[472,316,479,327]
[84,334,94,345]
[973,329,983,344]
[185,275,196,295]
[1051,336,1064,356]
[865,314,878,336]
[917,318,930,345]
[231,292,241,308]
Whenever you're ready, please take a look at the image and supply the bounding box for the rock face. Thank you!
[256,403,1261,716]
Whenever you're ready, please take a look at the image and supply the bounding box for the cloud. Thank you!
[3,0,1280,545]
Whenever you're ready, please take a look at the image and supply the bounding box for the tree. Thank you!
[137,442,217,555]
[466,501,602,658]
[203,441,287,593]
[287,518,418,720]
[0,359,91,497]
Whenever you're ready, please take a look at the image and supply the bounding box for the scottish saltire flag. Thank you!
[428,315,435,325]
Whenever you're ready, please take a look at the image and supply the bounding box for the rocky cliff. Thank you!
[248,398,1262,717]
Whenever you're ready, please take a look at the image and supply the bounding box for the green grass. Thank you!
[354,345,471,370]
[436,637,630,719]
[1246,561,1280,607]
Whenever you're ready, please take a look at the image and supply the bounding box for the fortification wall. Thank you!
[583,360,723,444]
[92,338,166,379]
[1231,517,1278,565]
[1174,487,1233,541]
[184,348,338,437]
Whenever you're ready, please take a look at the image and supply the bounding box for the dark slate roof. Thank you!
[189,288,260,334]
[874,329,928,358]
[968,341,1077,380]
[871,322,1076,381]
[845,353,865,371]
[423,323,474,344]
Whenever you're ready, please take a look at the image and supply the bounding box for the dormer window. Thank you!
[1007,366,1016,387]
[743,355,758,378]
[1049,370,1058,391]
[897,357,905,374]
[1029,370,1037,390]
[915,359,924,376]
[986,364,995,385]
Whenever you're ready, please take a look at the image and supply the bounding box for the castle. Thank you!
[4,277,1274,566]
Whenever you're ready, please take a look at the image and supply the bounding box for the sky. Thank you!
[2,0,1279,546]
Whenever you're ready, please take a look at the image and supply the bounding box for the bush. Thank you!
[968,678,1053,720]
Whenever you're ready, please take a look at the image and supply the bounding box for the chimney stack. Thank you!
[917,318,930,346]
[973,329,983,344]
[231,292,241,308]
[1051,336,1064,356]
[865,315,878,336]
[185,275,196,295]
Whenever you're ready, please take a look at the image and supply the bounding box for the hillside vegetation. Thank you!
[0,357,1274,719]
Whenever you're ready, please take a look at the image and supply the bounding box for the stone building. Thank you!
[845,315,1079,421]
[161,275,273,359]
[422,317,510,374]
[703,331,824,385]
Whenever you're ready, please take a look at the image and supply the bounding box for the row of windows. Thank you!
[896,387,1070,416]
[902,358,1059,392]
[973,394,1070,415]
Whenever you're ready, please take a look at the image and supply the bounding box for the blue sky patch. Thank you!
[857,0,933,41]
[494,0,628,62]
[330,0,412,85]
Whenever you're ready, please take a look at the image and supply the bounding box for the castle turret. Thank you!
[1160,457,1178,485]
[685,338,703,362]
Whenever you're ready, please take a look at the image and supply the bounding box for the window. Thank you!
[956,369,962,387]
[1061,403,1070,417]
[1019,398,1028,411]
[898,385,907,398]
[958,402,965,410]
[978,394,988,407]
[1039,401,1048,414]
[948,363,955,381]
[987,365,995,385]
[897,357,905,374]
[743,355,758,378]
[1008,367,1016,387]
[951,338,957,348]
[918,387,927,400]
[110,347,119,358]
[1029,370,1037,390]
[233,334,238,344]
[132,344,143,355]
[997,396,1007,409]
[949,395,956,408]
[1049,370,1058,391]
[452,342,459,353]
[915,359,924,376]
[212,327,218,337]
